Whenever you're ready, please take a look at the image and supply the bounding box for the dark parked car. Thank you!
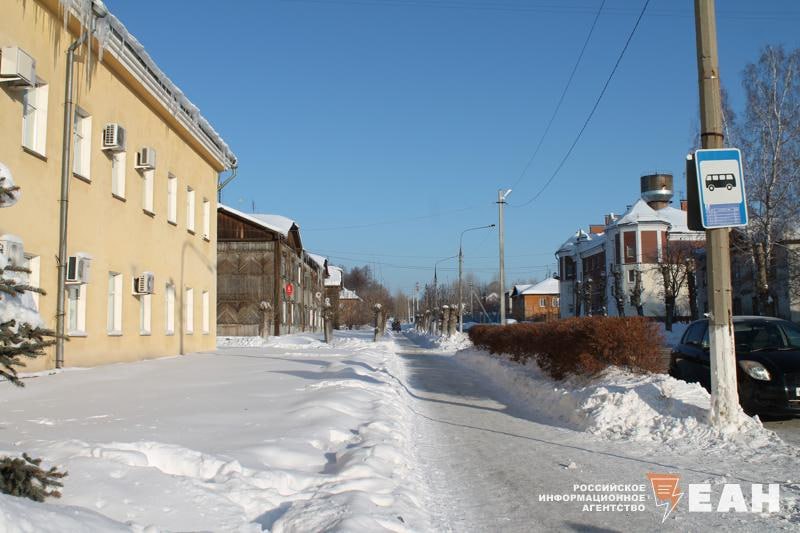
[669,316,800,417]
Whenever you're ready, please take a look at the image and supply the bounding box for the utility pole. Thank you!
[694,0,739,426]
[497,189,512,324]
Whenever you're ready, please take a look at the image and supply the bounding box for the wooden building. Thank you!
[324,265,344,328]
[217,205,326,336]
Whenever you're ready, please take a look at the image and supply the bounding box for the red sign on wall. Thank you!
[285,283,294,297]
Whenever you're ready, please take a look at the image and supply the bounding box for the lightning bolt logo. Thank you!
[647,472,683,523]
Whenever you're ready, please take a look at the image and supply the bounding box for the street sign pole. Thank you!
[694,0,739,426]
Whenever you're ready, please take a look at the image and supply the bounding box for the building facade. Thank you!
[0,0,236,369]
[216,205,326,337]
[510,278,560,322]
[556,175,704,319]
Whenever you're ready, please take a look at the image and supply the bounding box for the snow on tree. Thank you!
[0,163,67,500]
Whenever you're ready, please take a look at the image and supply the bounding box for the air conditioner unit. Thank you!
[0,46,36,87]
[66,256,90,284]
[135,147,156,170]
[102,123,126,152]
[133,272,155,295]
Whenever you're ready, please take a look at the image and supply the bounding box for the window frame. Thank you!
[22,81,49,156]
[184,287,194,334]
[73,108,92,180]
[107,272,123,335]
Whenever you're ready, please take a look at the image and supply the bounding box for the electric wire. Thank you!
[509,0,606,191]
[510,0,651,209]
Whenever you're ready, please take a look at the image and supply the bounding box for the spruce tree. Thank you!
[0,170,67,500]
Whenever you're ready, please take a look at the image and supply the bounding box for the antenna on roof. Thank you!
[251,200,255,213]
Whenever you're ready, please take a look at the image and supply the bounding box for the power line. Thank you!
[510,0,606,191]
[302,202,491,231]
[275,0,800,21]
[510,0,651,209]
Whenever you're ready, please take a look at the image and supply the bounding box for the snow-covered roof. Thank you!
[306,253,327,270]
[58,1,237,169]
[219,205,298,237]
[251,214,297,237]
[340,288,360,300]
[519,277,560,295]
[511,284,534,296]
[325,266,343,287]
[612,200,691,232]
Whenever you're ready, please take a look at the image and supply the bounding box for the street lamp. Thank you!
[459,224,495,332]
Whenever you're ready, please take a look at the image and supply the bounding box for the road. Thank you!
[394,335,799,531]
[764,418,800,446]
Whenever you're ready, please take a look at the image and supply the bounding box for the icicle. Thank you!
[94,16,111,63]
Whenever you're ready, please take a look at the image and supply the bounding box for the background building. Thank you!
[217,205,325,337]
[557,174,704,319]
[510,278,560,322]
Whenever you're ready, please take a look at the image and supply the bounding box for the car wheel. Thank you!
[708,185,715,192]
[726,184,733,190]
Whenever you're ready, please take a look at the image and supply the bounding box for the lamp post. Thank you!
[459,224,495,332]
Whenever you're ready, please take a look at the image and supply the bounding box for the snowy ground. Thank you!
[1,328,798,531]
[0,331,427,532]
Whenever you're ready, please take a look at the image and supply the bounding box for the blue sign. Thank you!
[694,148,748,229]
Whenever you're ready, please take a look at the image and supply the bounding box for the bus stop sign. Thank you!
[694,148,748,229]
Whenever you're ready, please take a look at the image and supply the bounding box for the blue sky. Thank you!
[105,0,800,294]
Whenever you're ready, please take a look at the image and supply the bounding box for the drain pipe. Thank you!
[217,163,238,202]
[55,30,88,368]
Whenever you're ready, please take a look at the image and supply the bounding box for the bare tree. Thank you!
[740,45,800,315]
[630,269,644,317]
[611,266,625,317]
[656,240,703,331]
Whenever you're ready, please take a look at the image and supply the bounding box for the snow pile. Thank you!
[0,331,428,531]
[403,330,472,351]
[454,348,789,454]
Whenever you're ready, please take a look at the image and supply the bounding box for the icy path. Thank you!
[394,335,799,532]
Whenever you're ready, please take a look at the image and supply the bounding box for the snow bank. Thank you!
[403,330,471,351]
[454,347,789,455]
[0,331,427,531]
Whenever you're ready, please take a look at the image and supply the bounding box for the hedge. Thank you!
[467,317,664,380]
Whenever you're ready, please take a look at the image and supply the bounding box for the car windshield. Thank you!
[733,322,787,352]
[781,321,800,349]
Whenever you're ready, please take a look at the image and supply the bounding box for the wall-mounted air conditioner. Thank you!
[135,147,156,170]
[102,123,126,152]
[66,255,90,284]
[0,46,36,87]
[133,272,155,295]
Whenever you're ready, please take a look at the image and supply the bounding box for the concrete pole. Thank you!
[458,246,463,333]
[498,189,511,324]
[695,0,739,426]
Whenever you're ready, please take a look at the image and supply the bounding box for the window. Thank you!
[185,287,194,334]
[553,297,559,308]
[683,322,707,347]
[165,282,175,335]
[22,82,49,155]
[107,272,123,334]
[142,169,154,213]
[186,187,195,232]
[201,290,209,334]
[539,297,546,308]
[24,255,40,311]
[628,270,636,283]
[67,284,87,335]
[73,108,92,179]
[167,175,177,223]
[139,294,152,335]
[111,151,126,199]
[202,198,210,239]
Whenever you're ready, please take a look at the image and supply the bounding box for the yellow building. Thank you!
[0,0,237,369]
